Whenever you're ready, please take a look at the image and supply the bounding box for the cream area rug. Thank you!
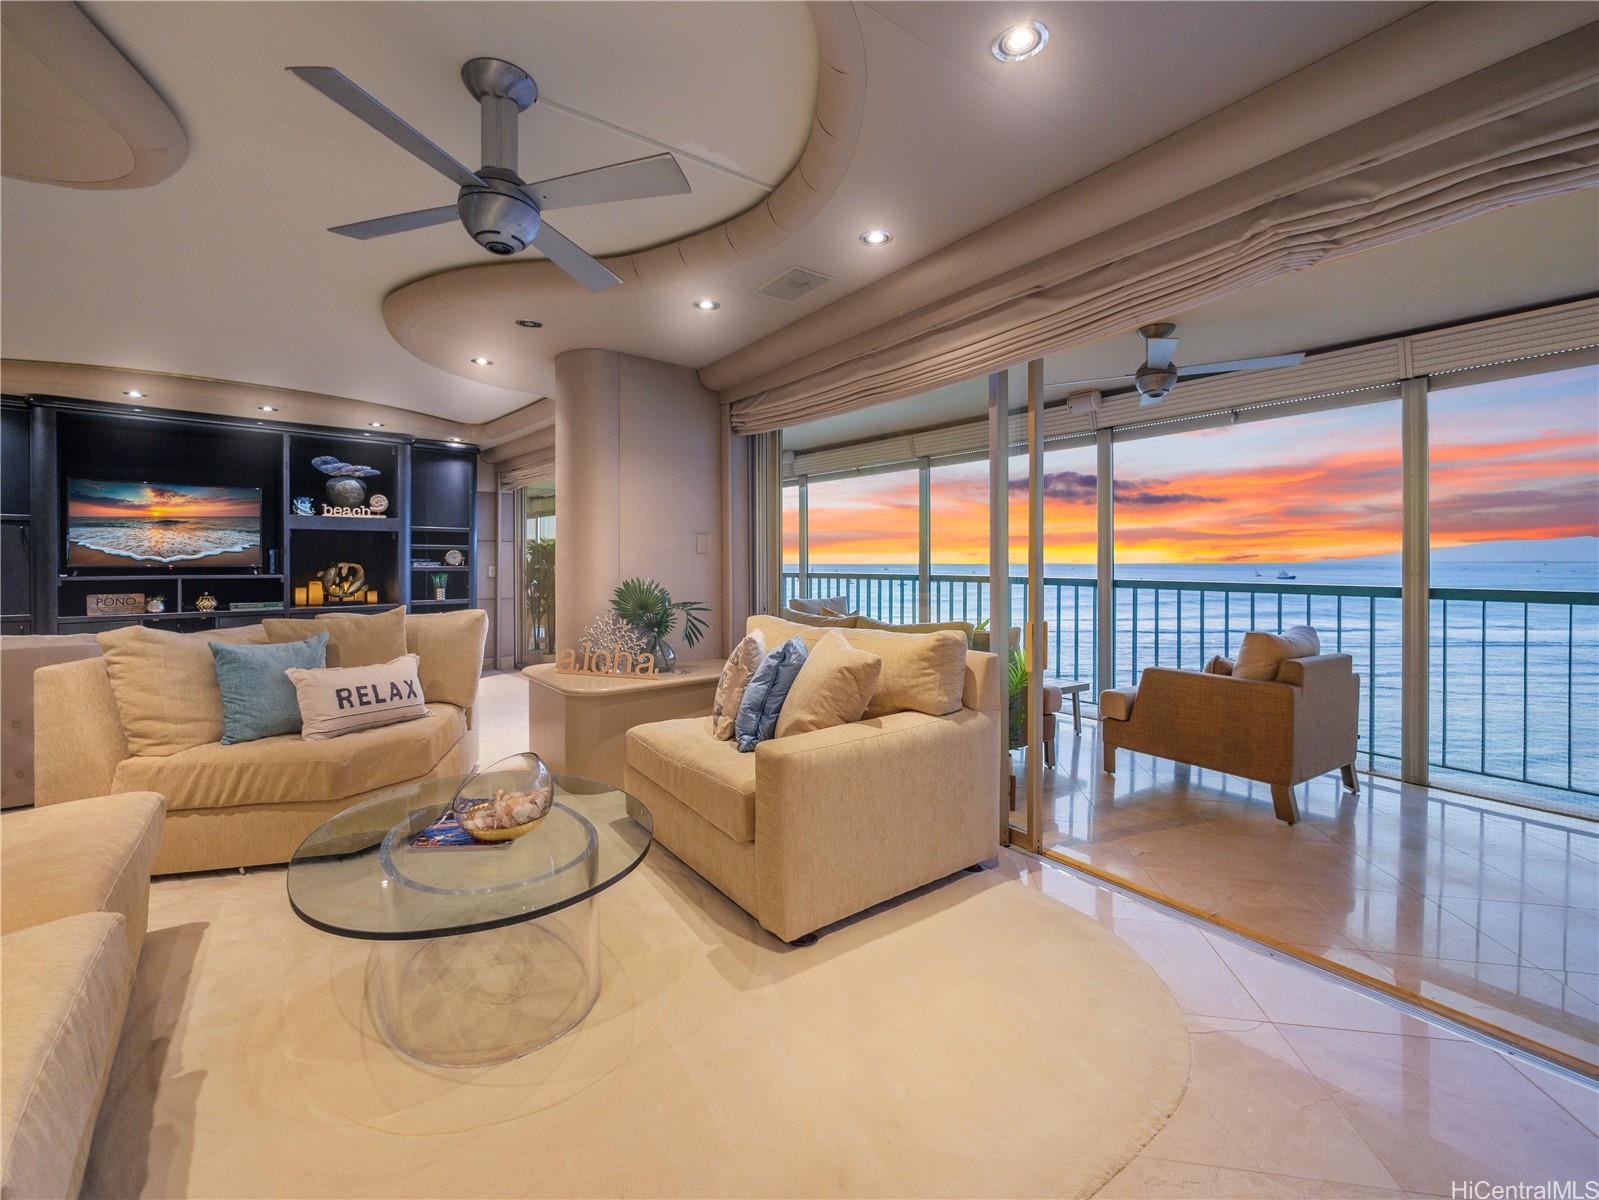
[85,849,1190,1199]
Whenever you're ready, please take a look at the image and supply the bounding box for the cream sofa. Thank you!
[32,611,487,874]
[1,791,165,1198]
[625,615,1004,944]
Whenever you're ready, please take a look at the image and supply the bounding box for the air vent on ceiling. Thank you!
[757,267,833,303]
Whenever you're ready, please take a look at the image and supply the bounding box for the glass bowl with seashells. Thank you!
[450,753,556,842]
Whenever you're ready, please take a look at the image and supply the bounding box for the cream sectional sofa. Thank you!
[625,615,1004,943]
[1,791,165,1198]
[32,610,487,874]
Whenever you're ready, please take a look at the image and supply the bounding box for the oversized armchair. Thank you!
[1099,651,1360,824]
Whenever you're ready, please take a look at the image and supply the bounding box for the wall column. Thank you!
[1401,376,1430,783]
[554,348,725,660]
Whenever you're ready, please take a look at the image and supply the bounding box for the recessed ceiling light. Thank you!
[693,298,720,312]
[515,319,543,329]
[859,228,893,246]
[448,437,463,443]
[258,405,278,412]
[123,390,145,398]
[369,422,384,428]
[992,19,1048,62]
[469,356,493,366]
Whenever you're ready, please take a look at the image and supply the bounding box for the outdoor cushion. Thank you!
[110,703,465,811]
[96,624,268,757]
[1233,625,1321,681]
[1099,687,1137,721]
[776,629,882,738]
[211,632,328,743]
[0,912,131,1200]
[627,716,757,842]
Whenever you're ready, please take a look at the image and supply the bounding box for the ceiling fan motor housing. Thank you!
[459,175,541,255]
[1135,363,1179,404]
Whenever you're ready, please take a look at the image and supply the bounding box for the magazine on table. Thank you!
[407,808,508,850]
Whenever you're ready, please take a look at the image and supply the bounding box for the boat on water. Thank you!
[1276,569,1296,580]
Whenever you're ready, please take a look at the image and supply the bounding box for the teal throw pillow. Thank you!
[210,631,329,744]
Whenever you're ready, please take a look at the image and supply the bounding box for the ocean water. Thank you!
[68,516,261,565]
[790,559,1599,805]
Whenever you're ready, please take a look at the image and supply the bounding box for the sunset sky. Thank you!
[785,364,1598,566]
[68,481,262,520]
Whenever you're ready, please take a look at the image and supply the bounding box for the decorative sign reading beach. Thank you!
[555,642,658,678]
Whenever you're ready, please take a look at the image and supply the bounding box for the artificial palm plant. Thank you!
[610,577,709,670]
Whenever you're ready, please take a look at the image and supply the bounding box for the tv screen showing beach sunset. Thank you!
[66,481,262,570]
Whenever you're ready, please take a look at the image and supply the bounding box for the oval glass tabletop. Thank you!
[287,772,653,940]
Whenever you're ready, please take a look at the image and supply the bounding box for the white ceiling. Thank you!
[780,188,1599,452]
[0,1,1420,425]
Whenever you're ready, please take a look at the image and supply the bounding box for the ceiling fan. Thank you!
[1052,323,1306,407]
[287,57,692,293]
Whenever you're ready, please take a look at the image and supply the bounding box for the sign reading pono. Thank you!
[555,641,658,678]
[86,593,146,617]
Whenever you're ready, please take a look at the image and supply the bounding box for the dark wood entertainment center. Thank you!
[0,395,478,636]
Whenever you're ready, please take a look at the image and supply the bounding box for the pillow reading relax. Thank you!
[284,653,428,741]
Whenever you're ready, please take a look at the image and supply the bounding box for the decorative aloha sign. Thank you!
[555,641,658,678]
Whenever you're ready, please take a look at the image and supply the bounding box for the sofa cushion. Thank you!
[263,604,407,669]
[776,629,882,738]
[96,624,265,757]
[285,653,429,740]
[855,615,976,643]
[711,630,766,740]
[110,702,466,812]
[0,791,164,966]
[1099,687,1137,721]
[211,632,329,743]
[1233,625,1321,681]
[736,636,808,752]
[1,912,131,1200]
[746,616,968,719]
[627,716,757,843]
[404,608,488,709]
[778,608,859,628]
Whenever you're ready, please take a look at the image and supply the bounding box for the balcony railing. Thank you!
[781,570,1598,802]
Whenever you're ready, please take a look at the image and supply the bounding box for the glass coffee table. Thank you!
[287,771,652,1067]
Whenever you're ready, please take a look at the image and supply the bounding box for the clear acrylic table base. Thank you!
[372,898,600,1068]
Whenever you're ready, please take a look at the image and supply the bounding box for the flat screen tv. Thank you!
[66,480,263,571]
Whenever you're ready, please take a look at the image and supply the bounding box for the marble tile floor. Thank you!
[1034,719,1599,1073]
[473,670,1598,1197]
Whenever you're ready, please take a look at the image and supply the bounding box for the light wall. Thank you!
[554,349,725,660]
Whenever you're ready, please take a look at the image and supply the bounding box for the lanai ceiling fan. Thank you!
[1053,323,1306,407]
[287,57,692,292]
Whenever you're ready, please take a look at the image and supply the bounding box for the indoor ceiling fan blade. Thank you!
[532,219,623,292]
[329,205,459,240]
[287,66,484,190]
[525,153,691,211]
[1142,337,1180,370]
[1178,352,1306,377]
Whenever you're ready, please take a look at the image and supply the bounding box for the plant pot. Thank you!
[433,587,447,602]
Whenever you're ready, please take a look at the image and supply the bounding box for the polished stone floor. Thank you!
[1032,720,1599,1072]
[473,672,1597,1197]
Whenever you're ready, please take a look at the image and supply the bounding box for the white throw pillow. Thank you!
[284,653,428,741]
[711,631,766,740]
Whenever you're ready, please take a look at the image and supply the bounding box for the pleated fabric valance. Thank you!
[497,448,554,491]
[722,24,1599,435]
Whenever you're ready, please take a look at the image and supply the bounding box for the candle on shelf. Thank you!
[307,579,324,606]
[293,585,308,608]
[366,588,379,604]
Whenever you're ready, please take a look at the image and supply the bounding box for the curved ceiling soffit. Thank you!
[381,0,867,384]
[1,1,187,189]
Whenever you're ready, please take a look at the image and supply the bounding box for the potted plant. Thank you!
[610,577,709,673]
